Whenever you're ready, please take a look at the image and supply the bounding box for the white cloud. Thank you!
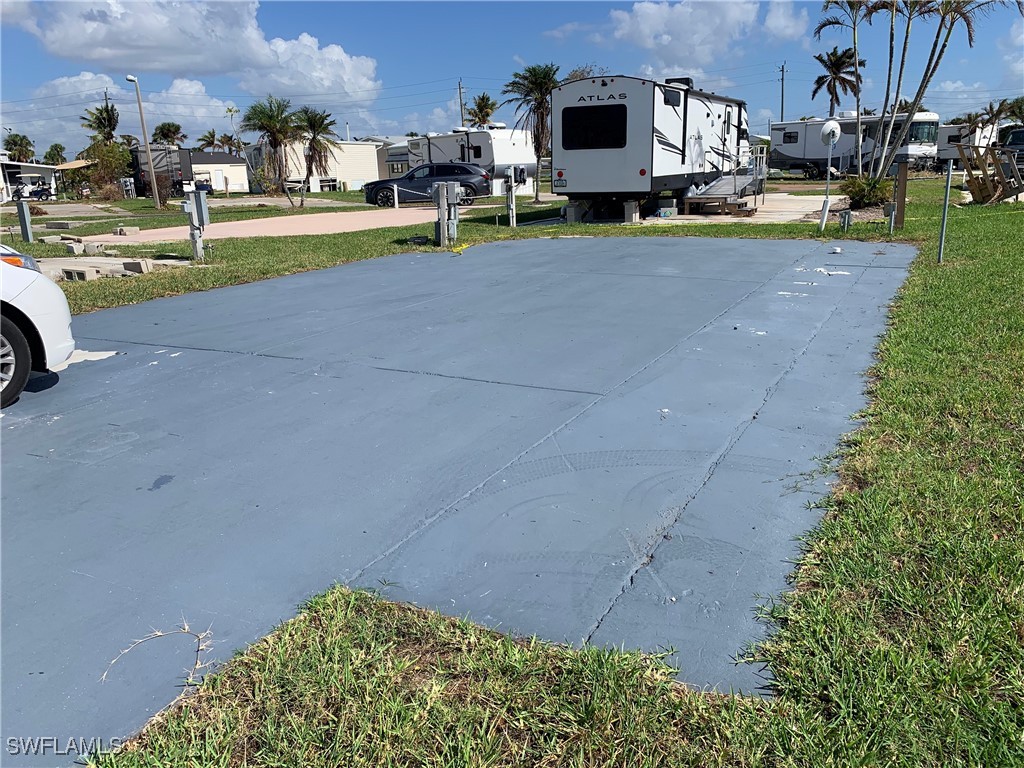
[512,54,527,67]
[237,32,379,106]
[137,80,237,143]
[609,1,760,79]
[763,1,809,42]
[403,97,464,135]
[9,1,381,105]
[926,80,992,120]
[1,71,236,156]
[637,64,735,92]
[544,21,591,39]
[999,20,1023,87]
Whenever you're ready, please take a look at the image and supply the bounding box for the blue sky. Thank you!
[2,1,1022,157]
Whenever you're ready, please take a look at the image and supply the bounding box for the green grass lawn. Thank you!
[33,181,1024,765]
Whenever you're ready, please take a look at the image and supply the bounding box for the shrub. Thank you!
[96,183,124,201]
[840,176,894,210]
[154,173,174,205]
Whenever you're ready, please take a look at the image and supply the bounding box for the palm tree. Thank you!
[80,98,119,145]
[240,94,299,203]
[42,143,66,166]
[501,63,560,203]
[3,133,34,163]
[811,46,864,117]
[197,129,219,151]
[466,93,498,128]
[1006,96,1024,125]
[978,99,1008,129]
[293,106,343,207]
[870,1,936,176]
[218,133,240,155]
[815,1,873,174]
[876,0,1023,178]
[151,122,187,146]
[119,134,140,150]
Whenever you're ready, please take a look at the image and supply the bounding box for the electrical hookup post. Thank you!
[818,120,841,234]
[504,165,527,228]
[181,190,210,261]
[432,181,461,247]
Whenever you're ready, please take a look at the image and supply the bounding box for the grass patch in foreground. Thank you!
[90,183,1024,766]
[95,588,775,767]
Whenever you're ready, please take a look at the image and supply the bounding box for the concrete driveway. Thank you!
[1,236,914,763]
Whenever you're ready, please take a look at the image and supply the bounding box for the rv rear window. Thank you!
[561,105,627,150]
[783,132,799,144]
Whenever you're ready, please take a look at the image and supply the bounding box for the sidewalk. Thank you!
[80,207,443,244]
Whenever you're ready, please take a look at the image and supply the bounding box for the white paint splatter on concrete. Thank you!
[51,350,117,372]
[778,291,809,297]
[814,268,851,276]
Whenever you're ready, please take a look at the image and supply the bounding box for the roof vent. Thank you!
[665,77,693,88]
[452,126,470,133]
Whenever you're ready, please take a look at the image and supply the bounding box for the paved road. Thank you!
[1,237,914,763]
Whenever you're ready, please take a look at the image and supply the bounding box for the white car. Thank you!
[1,244,75,407]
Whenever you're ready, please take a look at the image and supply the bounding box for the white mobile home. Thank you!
[936,123,996,167]
[407,126,535,194]
[246,140,381,192]
[769,111,939,177]
[550,75,750,200]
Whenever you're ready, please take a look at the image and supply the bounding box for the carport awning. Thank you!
[54,159,96,170]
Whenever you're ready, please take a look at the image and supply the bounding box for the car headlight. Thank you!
[1,253,40,272]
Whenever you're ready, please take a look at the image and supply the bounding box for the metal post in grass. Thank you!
[818,120,840,234]
[937,158,955,265]
[392,183,399,209]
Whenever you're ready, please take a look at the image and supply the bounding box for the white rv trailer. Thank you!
[936,123,997,168]
[406,125,535,195]
[550,75,750,200]
[769,111,939,177]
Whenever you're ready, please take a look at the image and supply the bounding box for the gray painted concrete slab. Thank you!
[1,236,913,763]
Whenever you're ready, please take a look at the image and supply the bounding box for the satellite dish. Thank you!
[820,120,841,146]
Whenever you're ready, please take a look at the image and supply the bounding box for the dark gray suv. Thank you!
[1003,128,1024,171]
[364,163,491,207]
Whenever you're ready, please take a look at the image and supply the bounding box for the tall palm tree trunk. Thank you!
[853,18,863,175]
[875,10,914,178]
[301,156,314,208]
[878,16,950,174]
[278,145,295,206]
[869,2,897,175]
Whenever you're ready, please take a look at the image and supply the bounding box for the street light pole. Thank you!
[126,75,160,209]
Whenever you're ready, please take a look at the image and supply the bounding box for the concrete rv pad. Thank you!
[1,236,914,759]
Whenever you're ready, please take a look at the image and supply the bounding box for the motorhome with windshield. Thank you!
[550,75,751,201]
[769,111,939,177]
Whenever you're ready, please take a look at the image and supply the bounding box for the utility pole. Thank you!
[458,79,466,127]
[779,62,786,122]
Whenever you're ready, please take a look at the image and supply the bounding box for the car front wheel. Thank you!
[1,316,32,409]
[375,188,395,207]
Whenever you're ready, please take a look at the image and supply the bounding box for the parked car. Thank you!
[1,244,75,408]
[1002,128,1024,171]
[363,163,491,207]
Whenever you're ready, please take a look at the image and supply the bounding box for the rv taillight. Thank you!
[639,168,647,176]
[556,171,564,178]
